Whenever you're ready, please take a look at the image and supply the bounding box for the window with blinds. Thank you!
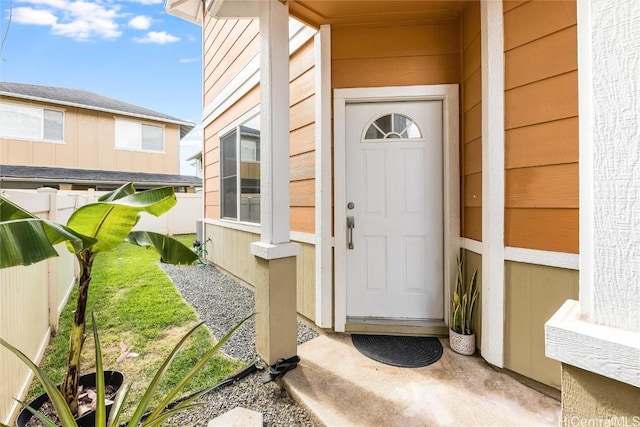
[114,118,164,152]
[0,101,64,142]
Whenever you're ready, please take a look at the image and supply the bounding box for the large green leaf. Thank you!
[98,183,136,202]
[0,195,38,221]
[126,231,198,265]
[67,187,177,253]
[0,218,96,269]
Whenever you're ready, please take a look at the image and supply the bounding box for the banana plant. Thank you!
[450,257,479,335]
[0,183,198,416]
[0,313,254,427]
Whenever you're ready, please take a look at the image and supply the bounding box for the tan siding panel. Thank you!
[505,25,577,89]
[290,123,315,156]
[290,95,315,132]
[463,2,481,49]
[505,117,578,169]
[333,55,459,89]
[203,18,230,61]
[464,173,482,208]
[464,207,482,242]
[505,208,578,253]
[75,112,97,168]
[205,162,219,179]
[506,164,578,208]
[464,68,482,111]
[290,179,315,207]
[291,206,314,233]
[462,35,481,80]
[204,19,239,75]
[205,34,260,106]
[205,204,220,219]
[504,71,578,130]
[290,151,315,181]
[464,138,482,175]
[290,68,315,106]
[505,261,578,388]
[296,243,316,321]
[503,1,529,13]
[464,102,482,143]
[332,23,459,60]
[504,0,576,51]
[290,39,315,81]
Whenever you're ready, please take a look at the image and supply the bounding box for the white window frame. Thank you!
[219,108,261,224]
[0,100,65,143]
[114,118,165,153]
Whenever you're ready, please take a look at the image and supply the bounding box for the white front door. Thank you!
[345,100,444,320]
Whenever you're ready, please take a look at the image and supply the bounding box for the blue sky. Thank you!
[0,0,203,175]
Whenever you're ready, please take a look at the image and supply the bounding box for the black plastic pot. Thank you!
[15,370,125,427]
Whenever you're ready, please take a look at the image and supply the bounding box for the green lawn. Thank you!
[30,234,244,419]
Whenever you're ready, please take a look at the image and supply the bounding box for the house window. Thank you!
[364,113,422,140]
[220,115,261,223]
[114,119,164,152]
[0,101,64,142]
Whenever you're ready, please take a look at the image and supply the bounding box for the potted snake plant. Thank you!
[0,183,198,425]
[449,257,479,355]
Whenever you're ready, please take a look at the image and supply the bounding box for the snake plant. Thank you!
[450,258,479,335]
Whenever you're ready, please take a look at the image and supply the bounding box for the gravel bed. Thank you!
[160,263,320,426]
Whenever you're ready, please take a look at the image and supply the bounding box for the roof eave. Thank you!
[165,0,204,24]
[1,91,195,128]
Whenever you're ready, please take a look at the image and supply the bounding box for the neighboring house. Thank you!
[187,151,203,178]
[0,82,201,191]
[167,0,640,419]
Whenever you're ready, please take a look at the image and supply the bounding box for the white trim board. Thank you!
[546,300,640,388]
[314,25,333,328]
[333,84,460,333]
[480,0,505,368]
[204,218,316,244]
[462,239,579,271]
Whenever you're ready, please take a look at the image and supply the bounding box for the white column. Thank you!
[314,25,333,328]
[250,0,299,260]
[480,0,505,367]
[546,0,640,388]
[258,0,289,245]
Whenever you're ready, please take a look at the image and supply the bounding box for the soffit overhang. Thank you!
[166,0,471,26]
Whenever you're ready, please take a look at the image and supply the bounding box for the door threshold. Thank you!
[345,317,449,336]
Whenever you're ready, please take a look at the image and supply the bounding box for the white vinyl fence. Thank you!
[0,189,201,424]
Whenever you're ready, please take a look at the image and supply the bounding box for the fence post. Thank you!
[37,187,60,333]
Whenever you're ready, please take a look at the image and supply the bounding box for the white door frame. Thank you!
[334,84,460,332]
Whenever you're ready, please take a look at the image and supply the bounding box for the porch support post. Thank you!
[546,0,640,419]
[480,0,505,367]
[250,0,300,366]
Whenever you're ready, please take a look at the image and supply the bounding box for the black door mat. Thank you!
[351,334,443,368]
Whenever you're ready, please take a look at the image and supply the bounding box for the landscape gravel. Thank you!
[160,263,320,426]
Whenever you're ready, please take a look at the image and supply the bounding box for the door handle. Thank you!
[347,216,355,249]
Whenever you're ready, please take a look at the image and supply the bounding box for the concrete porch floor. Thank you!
[281,334,560,426]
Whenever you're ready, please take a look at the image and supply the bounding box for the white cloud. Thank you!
[133,31,180,44]
[179,57,199,63]
[13,7,58,25]
[128,15,152,30]
[13,0,122,40]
